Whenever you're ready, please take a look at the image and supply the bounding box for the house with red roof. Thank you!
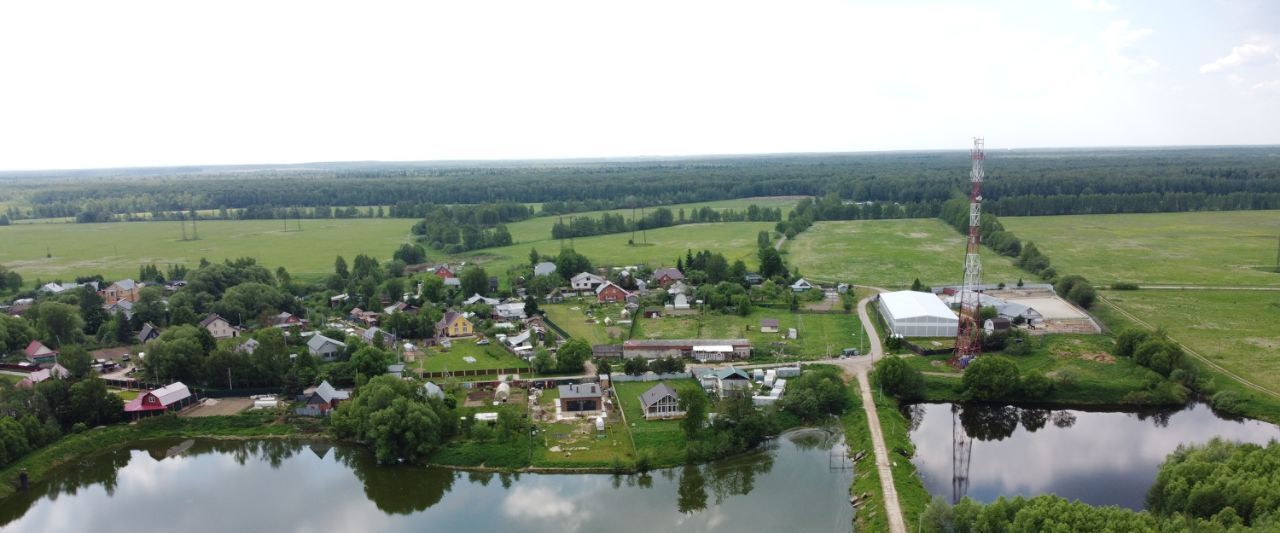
[24,340,58,364]
[123,382,193,420]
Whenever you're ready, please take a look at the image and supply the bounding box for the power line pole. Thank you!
[180,212,188,241]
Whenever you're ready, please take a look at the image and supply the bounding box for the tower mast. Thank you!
[952,137,985,367]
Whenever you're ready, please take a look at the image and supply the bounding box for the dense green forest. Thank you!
[3,147,1279,221]
[549,204,783,239]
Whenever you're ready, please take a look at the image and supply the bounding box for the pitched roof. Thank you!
[464,293,500,306]
[595,280,631,295]
[437,310,468,329]
[760,318,780,328]
[307,334,346,352]
[198,314,228,328]
[713,367,751,380]
[572,271,604,282]
[113,279,138,291]
[653,268,684,280]
[137,322,159,342]
[313,380,350,403]
[24,340,55,358]
[639,382,679,409]
[153,382,191,406]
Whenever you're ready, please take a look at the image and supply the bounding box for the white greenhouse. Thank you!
[877,291,958,338]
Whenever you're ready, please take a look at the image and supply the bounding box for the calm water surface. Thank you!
[0,428,854,533]
[905,402,1280,509]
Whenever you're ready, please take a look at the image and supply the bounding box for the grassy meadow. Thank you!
[416,338,530,374]
[453,221,778,281]
[504,196,801,243]
[634,309,864,360]
[1002,210,1280,287]
[785,219,1024,288]
[0,218,416,282]
[1100,289,1280,396]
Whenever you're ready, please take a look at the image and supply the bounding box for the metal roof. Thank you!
[639,382,679,409]
[879,291,957,321]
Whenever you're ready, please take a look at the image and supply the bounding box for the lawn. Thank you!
[1001,210,1280,287]
[417,339,530,374]
[611,379,696,466]
[904,334,1181,405]
[451,221,778,282]
[633,309,864,360]
[531,386,637,468]
[0,218,416,282]
[540,302,632,345]
[504,196,801,243]
[1100,289,1280,396]
[113,389,140,401]
[785,219,1024,289]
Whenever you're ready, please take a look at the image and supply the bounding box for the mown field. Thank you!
[785,219,1024,289]
[417,338,530,373]
[612,380,695,465]
[453,221,778,281]
[0,218,415,282]
[504,196,801,243]
[634,309,864,360]
[1099,289,1280,396]
[1002,210,1280,287]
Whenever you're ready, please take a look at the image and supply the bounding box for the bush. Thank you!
[1110,282,1139,290]
[962,356,1021,401]
[1020,373,1053,399]
[873,356,925,400]
[1209,391,1245,416]
[1113,328,1151,358]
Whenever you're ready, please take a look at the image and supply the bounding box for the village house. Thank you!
[790,278,815,292]
[464,293,500,306]
[759,318,780,333]
[432,265,456,279]
[270,311,304,329]
[744,273,764,285]
[348,307,380,326]
[710,367,752,399]
[237,338,260,354]
[571,271,606,292]
[595,281,631,303]
[652,267,685,287]
[123,382,193,420]
[639,382,685,419]
[199,314,239,340]
[558,383,604,416]
[307,334,347,361]
[136,322,160,343]
[98,279,140,305]
[40,281,95,295]
[329,293,349,307]
[103,299,134,320]
[362,326,396,346]
[24,340,58,364]
[669,293,691,310]
[443,277,462,289]
[436,310,474,338]
[17,363,69,389]
[296,380,350,416]
[495,301,527,320]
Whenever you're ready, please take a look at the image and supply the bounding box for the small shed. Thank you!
[760,318,780,333]
[984,317,1012,335]
[495,382,511,402]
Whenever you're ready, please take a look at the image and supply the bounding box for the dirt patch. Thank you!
[1080,352,1116,364]
[181,397,254,417]
[1244,337,1280,350]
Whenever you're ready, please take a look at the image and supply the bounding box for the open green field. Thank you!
[0,218,415,282]
[505,196,801,243]
[417,339,530,373]
[1100,289,1280,396]
[634,309,863,359]
[785,219,1023,289]
[541,303,632,345]
[907,334,1182,405]
[454,221,777,281]
[612,379,694,465]
[1002,210,1280,287]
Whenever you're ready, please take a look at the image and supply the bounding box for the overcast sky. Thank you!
[1,0,1278,170]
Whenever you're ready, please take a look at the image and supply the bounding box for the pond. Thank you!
[904,402,1280,509]
[0,428,854,532]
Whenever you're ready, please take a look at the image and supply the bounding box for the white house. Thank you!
[464,293,500,306]
[198,314,239,340]
[495,302,527,320]
[307,334,347,361]
[877,291,958,337]
[571,272,606,292]
[790,278,815,292]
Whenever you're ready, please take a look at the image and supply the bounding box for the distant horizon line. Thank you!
[2,142,1278,175]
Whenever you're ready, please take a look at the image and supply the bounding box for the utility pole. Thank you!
[191,209,199,240]
[631,207,636,244]
[180,212,188,241]
[1274,232,1279,273]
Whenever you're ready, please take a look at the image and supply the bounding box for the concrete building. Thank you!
[621,339,751,360]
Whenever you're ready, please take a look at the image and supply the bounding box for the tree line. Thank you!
[549,205,782,240]
[7,146,1280,221]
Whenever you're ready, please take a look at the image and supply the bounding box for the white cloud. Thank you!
[1228,73,1245,84]
[1200,38,1277,73]
[1252,80,1280,91]
[1101,20,1159,73]
[1072,0,1117,12]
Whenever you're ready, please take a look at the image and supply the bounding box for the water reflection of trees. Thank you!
[672,451,776,512]
[0,447,133,527]
[956,405,1079,441]
[335,447,456,515]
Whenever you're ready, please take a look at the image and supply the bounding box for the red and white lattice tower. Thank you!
[952,137,985,367]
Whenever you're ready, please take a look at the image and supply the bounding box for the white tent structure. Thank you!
[877,291,958,337]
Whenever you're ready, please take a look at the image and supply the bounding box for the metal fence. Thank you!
[606,371,694,382]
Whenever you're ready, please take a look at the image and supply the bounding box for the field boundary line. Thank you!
[1098,294,1280,400]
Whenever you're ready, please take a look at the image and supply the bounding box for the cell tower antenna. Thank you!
[951,137,985,367]
[951,404,973,503]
